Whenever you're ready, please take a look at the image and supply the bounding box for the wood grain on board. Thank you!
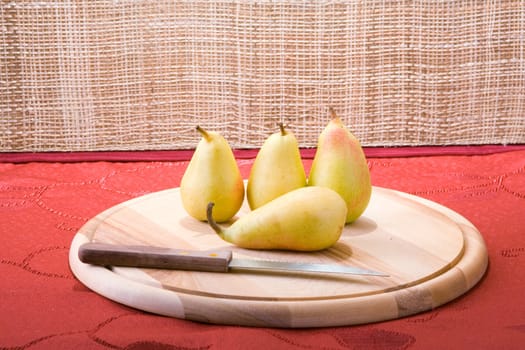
[69,186,488,327]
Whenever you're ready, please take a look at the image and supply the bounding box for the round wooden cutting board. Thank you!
[69,186,488,328]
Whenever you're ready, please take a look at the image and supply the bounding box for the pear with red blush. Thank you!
[308,108,371,223]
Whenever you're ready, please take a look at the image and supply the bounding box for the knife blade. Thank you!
[78,242,388,277]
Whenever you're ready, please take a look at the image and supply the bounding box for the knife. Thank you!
[78,242,388,277]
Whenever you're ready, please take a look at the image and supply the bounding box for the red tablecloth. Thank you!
[1,147,525,349]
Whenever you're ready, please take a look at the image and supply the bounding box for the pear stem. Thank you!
[206,202,224,235]
[278,123,286,136]
[196,126,210,140]
[329,107,338,120]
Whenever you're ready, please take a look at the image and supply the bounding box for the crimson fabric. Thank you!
[2,144,525,163]
[1,148,525,349]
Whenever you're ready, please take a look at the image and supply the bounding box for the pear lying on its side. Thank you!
[207,186,347,251]
[247,123,306,210]
[180,126,244,223]
[308,108,372,223]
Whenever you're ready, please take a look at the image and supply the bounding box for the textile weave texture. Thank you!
[2,1,525,151]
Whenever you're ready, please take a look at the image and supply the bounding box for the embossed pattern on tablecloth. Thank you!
[1,149,524,349]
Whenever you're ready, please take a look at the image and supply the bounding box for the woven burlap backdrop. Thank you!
[1,1,524,151]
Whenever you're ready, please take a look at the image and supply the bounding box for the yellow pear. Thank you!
[308,108,371,223]
[180,126,244,222]
[247,123,306,210]
[207,186,347,251]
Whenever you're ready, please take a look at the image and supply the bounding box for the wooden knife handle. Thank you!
[78,242,232,272]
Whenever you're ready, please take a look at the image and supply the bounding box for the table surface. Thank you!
[1,146,524,349]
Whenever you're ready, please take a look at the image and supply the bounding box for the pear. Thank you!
[180,126,244,223]
[308,108,371,223]
[207,186,347,251]
[247,123,306,210]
